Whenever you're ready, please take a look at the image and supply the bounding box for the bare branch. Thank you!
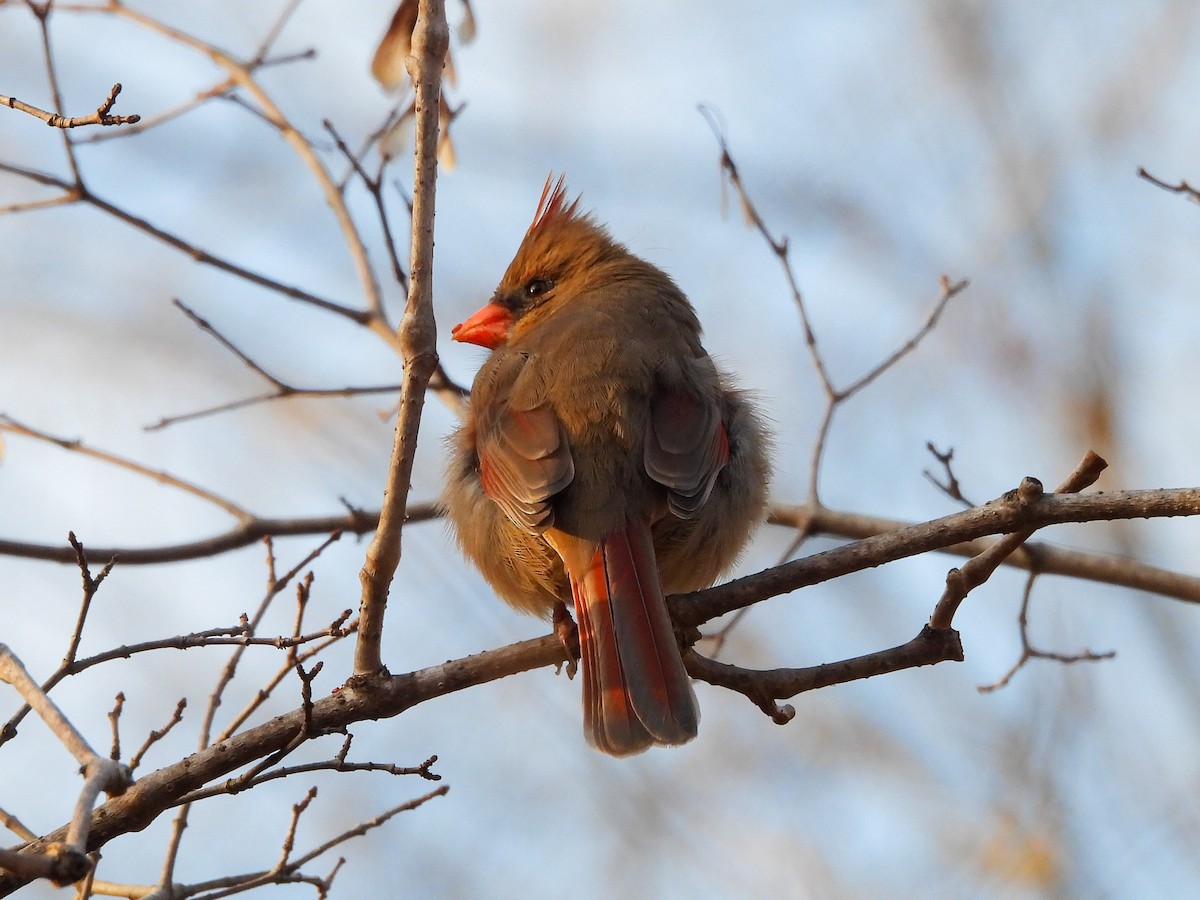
[928,451,1108,630]
[923,442,974,507]
[841,274,969,398]
[324,118,410,303]
[355,0,448,677]
[278,786,317,871]
[95,2,396,344]
[0,414,252,522]
[0,82,140,128]
[0,502,441,565]
[129,699,188,772]
[179,752,441,805]
[687,625,964,714]
[217,618,355,744]
[2,590,348,750]
[251,0,307,65]
[108,691,125,762]
[77,75,238,144]
[771,503,1200,605]
[142,299,406,431]
[0,845,91,889]
[1138,166,1200,204]
[700,109,970,504]
[63,531,117,666]
[284,786,449,871]
[978,572,1116,693]
[0,642,132,876]
[0,159,371,322]
[0,807,36,842]
[176,786,449,899]
[676,485,1200,628]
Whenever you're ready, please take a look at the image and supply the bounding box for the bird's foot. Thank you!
[552,601,580,679]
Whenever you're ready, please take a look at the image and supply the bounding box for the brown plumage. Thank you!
[444,176,770,756]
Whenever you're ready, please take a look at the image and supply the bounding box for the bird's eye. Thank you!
[524,278,554,298]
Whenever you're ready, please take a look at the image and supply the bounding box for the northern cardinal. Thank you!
[444,176,770,756]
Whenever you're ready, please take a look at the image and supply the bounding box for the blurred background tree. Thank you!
[3,1,1200,897]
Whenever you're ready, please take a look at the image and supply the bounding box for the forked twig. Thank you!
[0,82,140,128]
[929,451,1108,630]
[978,572,1116,693]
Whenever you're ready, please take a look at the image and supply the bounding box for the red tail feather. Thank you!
[571,518,698,756]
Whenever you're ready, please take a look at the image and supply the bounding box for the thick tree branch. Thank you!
[3,491,1199,607]
[674,486,1200,628]
[0,633,556,895]
[773,504,1200,604]
[0,506,437,565]
[4,473,1200,893]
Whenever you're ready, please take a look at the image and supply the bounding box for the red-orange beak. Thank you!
[451,302,513,349]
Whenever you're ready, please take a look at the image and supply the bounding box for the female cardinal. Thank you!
[444,176,770,756]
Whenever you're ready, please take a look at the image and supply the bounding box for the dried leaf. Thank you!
[458,0,477,44]
[371,0,419,91]
[437,100,457,172]
[437,131,457,173]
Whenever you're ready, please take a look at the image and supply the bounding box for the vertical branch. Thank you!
[27,3,83,186]
[354,0,448,677]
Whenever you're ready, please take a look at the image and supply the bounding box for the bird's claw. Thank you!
[552,601,580,679]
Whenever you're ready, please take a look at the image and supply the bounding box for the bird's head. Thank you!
[452,175,627,348]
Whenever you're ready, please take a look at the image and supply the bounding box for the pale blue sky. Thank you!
[3,2,1200,897]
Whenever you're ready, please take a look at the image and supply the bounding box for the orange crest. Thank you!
[526,173,582,241]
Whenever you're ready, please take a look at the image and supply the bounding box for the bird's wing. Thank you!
[477,396,574,535]
[643,364,730,519]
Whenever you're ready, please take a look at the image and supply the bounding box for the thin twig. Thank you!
[144,299,404,430]
[0,620,353,748]
[687,625,964,717]
[108,691,125,762]
[923,442,974,507]
[27,0,82,185]
[216,618,355,744]
[978,571,1115,692]
[0,160,370,323]
[0,82,141,128]
[129,699,187,771]
[63,531,117,666]
[674,485,1200,629]
[77,75,238,144]
[325,118,409,304]
[0,806,37,842]
[0,193,76,215]
[251,0,307,64]
[1137,166,1200,204]
[96,3,390,340]
[700,106,969,505]
[0,414,252,521]
[178,753,441,805]
[179,787,448,899]
[0,643,132,870]
[841,275,969,398]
